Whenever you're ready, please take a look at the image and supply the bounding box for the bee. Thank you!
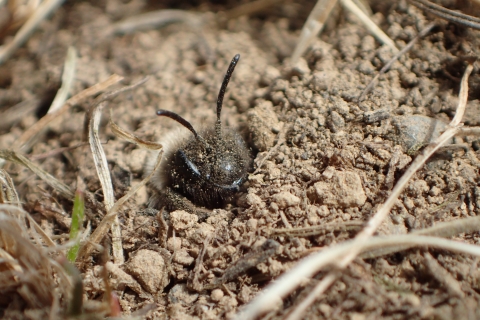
[147,54,252,216]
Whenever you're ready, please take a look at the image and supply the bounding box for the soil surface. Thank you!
[1,0,480,319]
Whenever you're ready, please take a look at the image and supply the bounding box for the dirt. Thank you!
[1,0,480,319]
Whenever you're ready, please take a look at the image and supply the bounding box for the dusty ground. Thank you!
[1,0,480,319]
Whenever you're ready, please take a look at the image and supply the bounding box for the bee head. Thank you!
[156,54,252,208]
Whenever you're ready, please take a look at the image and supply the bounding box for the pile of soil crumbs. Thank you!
[1,0,480,319]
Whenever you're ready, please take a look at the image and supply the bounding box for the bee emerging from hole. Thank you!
[147,54,252,216]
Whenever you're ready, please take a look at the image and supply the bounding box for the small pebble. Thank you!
[211,289,224,302]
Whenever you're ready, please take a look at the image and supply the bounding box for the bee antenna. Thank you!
[215,54,240,136]
[156,110,209,147]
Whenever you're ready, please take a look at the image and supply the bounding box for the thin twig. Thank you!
[291,0,338,65]
[340,0,398,53]
[76,148,163,264]
[28,142,104,160]
[48,46,77,114]
[17,74,124,152]
[409,0,480,30]
[358,22,436,102]
[234,235,480,319]
[107,10,204,35]
[224,0,281,20]
[0,149,74,199]
[88,100,124,264]
[0,0,65,65]
[253,124,289,175]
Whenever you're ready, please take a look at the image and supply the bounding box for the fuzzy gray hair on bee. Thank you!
[147,54,252,214]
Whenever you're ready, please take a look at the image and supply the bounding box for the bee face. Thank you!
[168,128,251,208]
[148,54,253,211]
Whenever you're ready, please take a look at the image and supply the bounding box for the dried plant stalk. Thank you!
[291,0,338,64]
[0,0,64,65]
[76,148,163,264]
[340,0,398,52]
[108,9,204,35]
[109,111,162,150]
[17,74,124,151]
[48,46,77,114]
[77,78,161,263]
[0,205,71,316]
[88,100,123,264]
[358,22,436,102]
[0,169,20,206]
[292,0,397,64]
[237,234,480,320]
[0,149,74,199]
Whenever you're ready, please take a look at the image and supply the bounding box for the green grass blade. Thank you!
[67,190,85,262]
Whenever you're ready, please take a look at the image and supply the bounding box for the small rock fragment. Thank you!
[211,289,224,302]
[246,193,263,207]
[364,109,390,123]
[126,249,169,294]
[272,191,300,209]
[392,115,449,152]
[173,249,194,266]
[167,237,182,252]
[168,283,199,305]
[308,170,366,208]
[328,111,345,132]
[247,100,281,151]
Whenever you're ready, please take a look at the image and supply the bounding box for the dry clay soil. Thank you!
[2,0,480,319]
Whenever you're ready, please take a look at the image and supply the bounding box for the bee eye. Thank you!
[177,150,201,177]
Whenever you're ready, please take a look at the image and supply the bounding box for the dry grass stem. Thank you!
[292,0,398,64]
[358,22,436,102]
[451,64,473,126]
[88,100,123,264]
[17,74,124,151]
[0,205,72,317]
[0,169,20,206]
[0,171,55,247]
[423,252,464,298]
[285,273,337,320]
[236,63,474,319]
[0,99,39,131]
[108,9,204,35]
[0,0,64,65]
[47,46,77,114]
[28,142,94,160]
[409,0,480,30]
[224,0,280,20]
[362,215,480,259]
[236,234,480,319]
[271,221,364,237]
[109,112,162,150]
[340,0,398,52]
[253,123,288,174]
[76,148,163,264]
[84,77,150,264]
[457,127,480,136]
[291,0,338,64]
[78,94,163,265]
[0,149,74,199]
